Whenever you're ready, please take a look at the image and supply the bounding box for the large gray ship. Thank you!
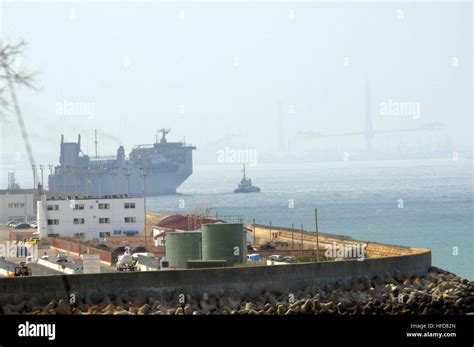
[48,129,196,196]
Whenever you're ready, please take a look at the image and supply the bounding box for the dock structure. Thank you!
[251,223,421,259]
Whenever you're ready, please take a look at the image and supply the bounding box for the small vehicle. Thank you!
[116,247,138,271]
[73,259,83,271]
[268,254,284,261]
[14,223,30,230]
[6,221,16,227]
[29,222,38,228]
[260,242,276,251]
[56,253,68,262]
[247,253,262,262]
[132,252,155,260]
[14,262,31,276]
[25,237,40,246]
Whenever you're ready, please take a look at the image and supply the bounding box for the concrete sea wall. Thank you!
[0,250,431,305]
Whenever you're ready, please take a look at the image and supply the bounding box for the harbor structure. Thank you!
[0,189,36,223]
[36,195,144,240]
[165,231,202,268]
[201,223,247,266]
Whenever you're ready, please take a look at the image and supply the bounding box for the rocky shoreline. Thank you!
[2,267,473,315]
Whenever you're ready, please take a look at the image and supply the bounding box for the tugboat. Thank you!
[234,164,261,193]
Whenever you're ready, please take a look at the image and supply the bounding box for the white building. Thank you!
[0,189,36,223]
[37,195,144,240]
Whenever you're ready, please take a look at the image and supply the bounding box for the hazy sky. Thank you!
[0,1,472,184]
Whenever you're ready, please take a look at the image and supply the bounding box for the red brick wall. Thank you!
[10,231,35,242]
[47,237,113,264]
[104,236,160,253]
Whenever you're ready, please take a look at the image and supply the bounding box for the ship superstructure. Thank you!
[48,129,196,196]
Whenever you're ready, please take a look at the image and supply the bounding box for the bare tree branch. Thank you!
[0,85,9,124]
[0,40,36,90]
[0,40,38,171]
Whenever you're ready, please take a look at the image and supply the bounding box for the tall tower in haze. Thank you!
[365,80,375,152]
[277,101,285,153]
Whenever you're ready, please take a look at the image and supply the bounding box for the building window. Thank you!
[99,217,110,224]
[47,204,59,211]
[99,232,111,238]
[124,202,136,209]
[73,233,85,238]
[123,230,139,236]
[72,204,85,210]
[124,217,136,223]
[8,203,25,208]
[47,219,59,225]
[73,218,85,224]
[113,230,122,235]
[98,203,110,210]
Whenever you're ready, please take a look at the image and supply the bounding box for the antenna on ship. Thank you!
[94,129,98,158]
[242,163,246,180]
[159,128,171,143]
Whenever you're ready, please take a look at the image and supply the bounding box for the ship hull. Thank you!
[49,170,192,197]
[233,188,261,193]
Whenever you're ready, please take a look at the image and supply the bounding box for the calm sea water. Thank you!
[147,159,473,279]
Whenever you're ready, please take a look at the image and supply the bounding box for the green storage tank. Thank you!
[201,223,247,266]
[165,231,202,268]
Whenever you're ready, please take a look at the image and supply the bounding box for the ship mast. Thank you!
[242,163,246,180]
[158,128,171,143]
